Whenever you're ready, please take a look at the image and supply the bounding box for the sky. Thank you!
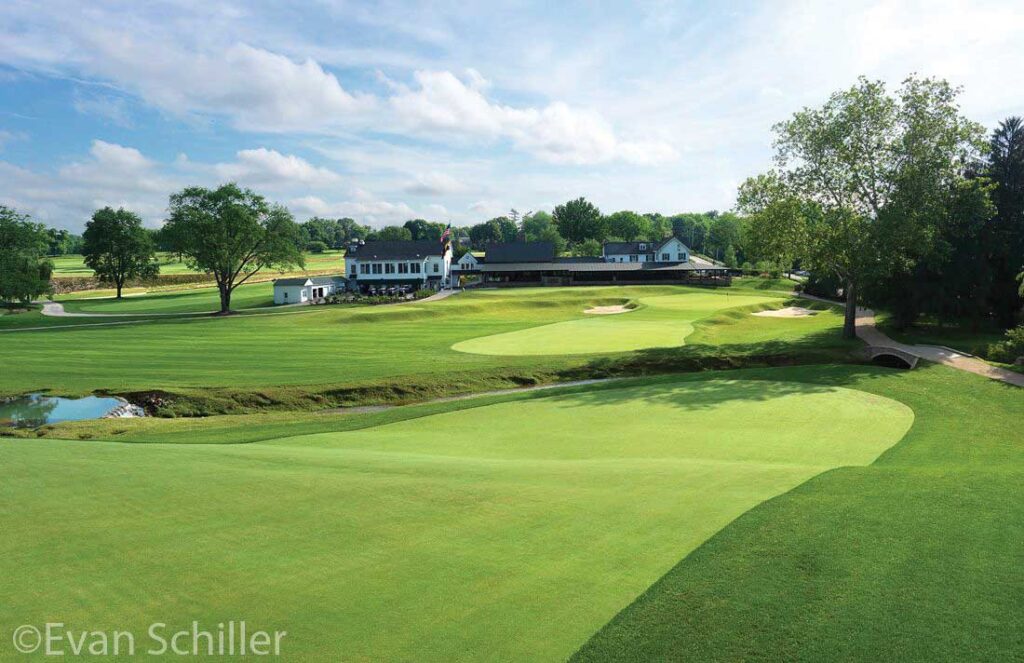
[1,0,1022,232]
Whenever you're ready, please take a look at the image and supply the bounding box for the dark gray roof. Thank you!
[480,260,725,273]
[348,240,445,259]
[484,242,555,263]
[273,277,311,286]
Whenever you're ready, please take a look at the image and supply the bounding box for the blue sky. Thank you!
[1,0,1022,231]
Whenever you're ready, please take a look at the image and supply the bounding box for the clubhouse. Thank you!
[454,237,730,287]
[344,239,453,291]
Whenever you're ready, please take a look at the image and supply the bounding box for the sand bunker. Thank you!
[753,306,818,318]
[584,305,633,315]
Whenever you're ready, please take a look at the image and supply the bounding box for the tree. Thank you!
[554,197,605,244]
[375,226,413,241]
[0,206,53,305]
[163,183,304,314]
[707,213,744,262]
[522,211,567,254]
[736,173,809,268]
[985,117,1024,325]
[605,211,651,241]
[468,217,517,245]
[744,75,984,338]
[81,207,159,299]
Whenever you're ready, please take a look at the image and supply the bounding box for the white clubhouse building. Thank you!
[344,240,452,291]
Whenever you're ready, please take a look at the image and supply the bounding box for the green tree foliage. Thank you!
[468,217,517,245]
[669,214,711,254]
[0,206,52,305]
[82,207,159,298]
[45,228,83,256]
[985,117,1024,325]
[554,198,605,245]
[605,211,651,241]
[742,75,984,338]
[644,213,671,241]
[736,174,810,268]
[375,226,413,241]
[707,213,744,262]
[163,183,304,314]
[402,219,447,242]
[300,217,371,248]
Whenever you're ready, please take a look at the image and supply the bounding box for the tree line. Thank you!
[737,75,1023,345]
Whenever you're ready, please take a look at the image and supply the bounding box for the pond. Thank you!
[0,394,129,428]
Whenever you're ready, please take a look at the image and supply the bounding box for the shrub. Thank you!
[987,325,1024,363]
[306,241,328,254]
[414,289,434,300]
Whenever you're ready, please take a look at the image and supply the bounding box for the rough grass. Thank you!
[572,363,1024,662]
[57,280,276,314]
[0,370,913,661]
[49,250,346,277]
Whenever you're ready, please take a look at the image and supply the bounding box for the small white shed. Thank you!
[273,276,347,305]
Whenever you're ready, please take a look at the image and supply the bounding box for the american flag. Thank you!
[439,223,451,244]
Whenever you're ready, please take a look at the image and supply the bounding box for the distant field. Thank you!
[49,250,345,278]
[0,370,914,661]
[57,281,276,314]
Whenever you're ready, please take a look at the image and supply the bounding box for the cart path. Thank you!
[798,293,1024,388]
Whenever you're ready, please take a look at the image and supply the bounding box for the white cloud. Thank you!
[214,148,343,188]
[404,171,468,196]
[391,70,679,165]
[288,195,419,226]
[72,91,133,127]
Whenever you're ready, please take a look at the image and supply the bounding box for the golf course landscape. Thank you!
[2,273,1022,661]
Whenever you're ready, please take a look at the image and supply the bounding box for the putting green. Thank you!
[1,378,913,661]
[452,291,779,355]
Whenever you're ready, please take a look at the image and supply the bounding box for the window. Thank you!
[359,263,369,274]
[385,263,395,274]
[629,254,638,263]
[398,263,408,274]
[433,263,439,273]
[661,253,670,261]
[284,291,288,299]
[350,264,357,276]
[372,263,383,274]
[678,253,687,261]
[411,263,421,273]
[638,243,646,251]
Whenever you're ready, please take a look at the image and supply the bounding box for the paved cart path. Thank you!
[798,293,1024,388]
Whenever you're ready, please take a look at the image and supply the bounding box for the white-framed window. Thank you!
[661,252,670,261]
[411,263,421,273]
[433,263,439,272]
[360,263,369,274]
[678,253,687,261]
[385,263,395,274]
[639,243,646,251]
[629,254,638,262]
[398,263,409,274]
[372,263,383,274]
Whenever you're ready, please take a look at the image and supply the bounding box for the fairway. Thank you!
[0,378,913,661]
[453,291,779,355]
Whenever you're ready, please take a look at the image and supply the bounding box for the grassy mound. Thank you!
[572,364,1024,662]
[0,374,911,661]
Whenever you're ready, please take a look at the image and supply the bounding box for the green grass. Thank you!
[876,315,1007,356]
[452,292,778,355]
[49,250,345,277]
[57,280,276,314]
[573,364,1024,662]
[0,283,857,413]
[0,370,913,661]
